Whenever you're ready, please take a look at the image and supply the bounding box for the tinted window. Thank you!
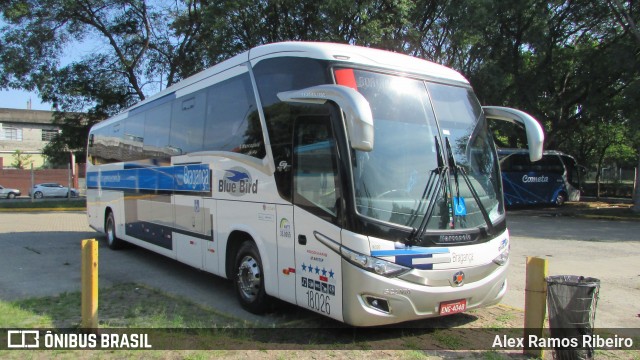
[502,154,532,172]
[204,73,265,158]
[143,102,173,158]
[170,90,207,154]
[88,123,123,164]
[294,115,340,220]
[253,57,332,201]
[122,114,145,161]
[537,155,564,174]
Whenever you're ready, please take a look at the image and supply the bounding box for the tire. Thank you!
[7,193,16,199]
[34,191,43,199]
[555,193,566,207]
[105,211,124,250]
[234,241,269,314]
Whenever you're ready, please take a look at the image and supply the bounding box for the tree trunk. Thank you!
[633,146,640,212]
[595,145,610,200]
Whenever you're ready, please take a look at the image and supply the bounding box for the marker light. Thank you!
[493,245,510,266]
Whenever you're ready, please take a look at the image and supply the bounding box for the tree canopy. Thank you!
[1,0,639,200]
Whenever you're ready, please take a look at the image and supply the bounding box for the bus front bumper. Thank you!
[341,258,509,327]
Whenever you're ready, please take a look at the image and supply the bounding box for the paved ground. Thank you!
[505,213,640,329]
[0,211,638,329]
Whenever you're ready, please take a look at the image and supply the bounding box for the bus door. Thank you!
[292,113,344,322]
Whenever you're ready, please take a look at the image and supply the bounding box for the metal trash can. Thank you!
[546,275,600,360]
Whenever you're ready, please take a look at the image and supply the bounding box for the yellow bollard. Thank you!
[81,239,98,330]
[524,256,547,358]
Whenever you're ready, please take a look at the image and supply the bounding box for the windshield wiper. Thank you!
[405,136,448,245]
[445,137,494,235]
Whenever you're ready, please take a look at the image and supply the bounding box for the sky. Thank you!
[0,88,52,111]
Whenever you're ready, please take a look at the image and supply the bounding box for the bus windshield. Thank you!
[343,69,503,231]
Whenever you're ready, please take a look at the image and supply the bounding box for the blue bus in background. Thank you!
[498,149,582,206]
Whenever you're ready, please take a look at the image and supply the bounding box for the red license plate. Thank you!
[439,299,467,315]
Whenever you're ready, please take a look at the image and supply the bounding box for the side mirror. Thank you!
[277,85,374,151]
[483,106,545,162]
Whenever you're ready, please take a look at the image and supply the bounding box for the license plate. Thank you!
[439,299,467,315]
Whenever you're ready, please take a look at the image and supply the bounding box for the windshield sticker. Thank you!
[454,197,467,216]
[218,166,258,196]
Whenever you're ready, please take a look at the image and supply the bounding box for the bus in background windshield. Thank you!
[499,149,582,207]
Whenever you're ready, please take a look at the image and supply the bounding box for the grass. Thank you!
[0,198,86,210]
[2,283,241,329]
[0,285,637,359]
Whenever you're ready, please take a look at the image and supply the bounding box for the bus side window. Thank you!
[293,115,340,222]
[170,90,207,154]
[88,125,123,164]
[204,73,265,158]
[144,102,172,158]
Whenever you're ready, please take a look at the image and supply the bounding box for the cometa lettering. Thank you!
[522,174,549,183]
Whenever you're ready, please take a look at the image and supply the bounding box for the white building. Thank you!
[0,108,61,168]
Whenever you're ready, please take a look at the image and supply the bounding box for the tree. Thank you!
[607,0,640,211]
[11,150,33,169]
[1,0,638,206]
[0,0,206,158]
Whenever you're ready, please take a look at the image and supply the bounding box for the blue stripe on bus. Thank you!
[393,254,435,270]
[87,163,210,193]
[371,248,450,257]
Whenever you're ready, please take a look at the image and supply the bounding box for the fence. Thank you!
[584,168,636,184]
[0,163,86,196]
[583,167,637,198]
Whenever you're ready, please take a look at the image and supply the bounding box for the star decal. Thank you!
[315,266,320,274]
[301,263,307,272]
[321,268,327,276]
[329,269,335,278]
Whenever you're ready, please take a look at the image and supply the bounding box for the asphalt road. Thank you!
[0,211,638,329]
[505,212,640,329]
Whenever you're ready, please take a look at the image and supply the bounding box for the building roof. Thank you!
[0,108,55,125]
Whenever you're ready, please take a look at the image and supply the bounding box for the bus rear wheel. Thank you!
[234,241,268,314]
[105,211,124,250]
[555,193,566,207]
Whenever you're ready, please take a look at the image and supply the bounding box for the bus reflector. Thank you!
[334,69,358,90]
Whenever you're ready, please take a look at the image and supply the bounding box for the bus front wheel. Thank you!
[555,193,567,207]
[234,241,268,314]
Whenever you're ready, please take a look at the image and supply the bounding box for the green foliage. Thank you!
[10,149,33,169]
[0,0,639,173]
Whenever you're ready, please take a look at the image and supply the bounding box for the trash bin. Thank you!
[546,275,600,360]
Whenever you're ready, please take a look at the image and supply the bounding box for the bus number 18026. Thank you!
[306,290,331,315]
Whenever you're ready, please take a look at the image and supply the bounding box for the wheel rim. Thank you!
[8,193,15,199]
[106,217,115,245]
[35,192,42,199]
[237,255,261,301]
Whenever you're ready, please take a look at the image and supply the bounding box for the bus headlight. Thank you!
[341,246,409,277]
[493,246,510,266]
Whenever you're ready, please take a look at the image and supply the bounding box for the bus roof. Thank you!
[93,42,469,129]
[250,42,468,83]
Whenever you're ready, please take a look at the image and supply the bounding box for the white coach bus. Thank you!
[86,42,544,326]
